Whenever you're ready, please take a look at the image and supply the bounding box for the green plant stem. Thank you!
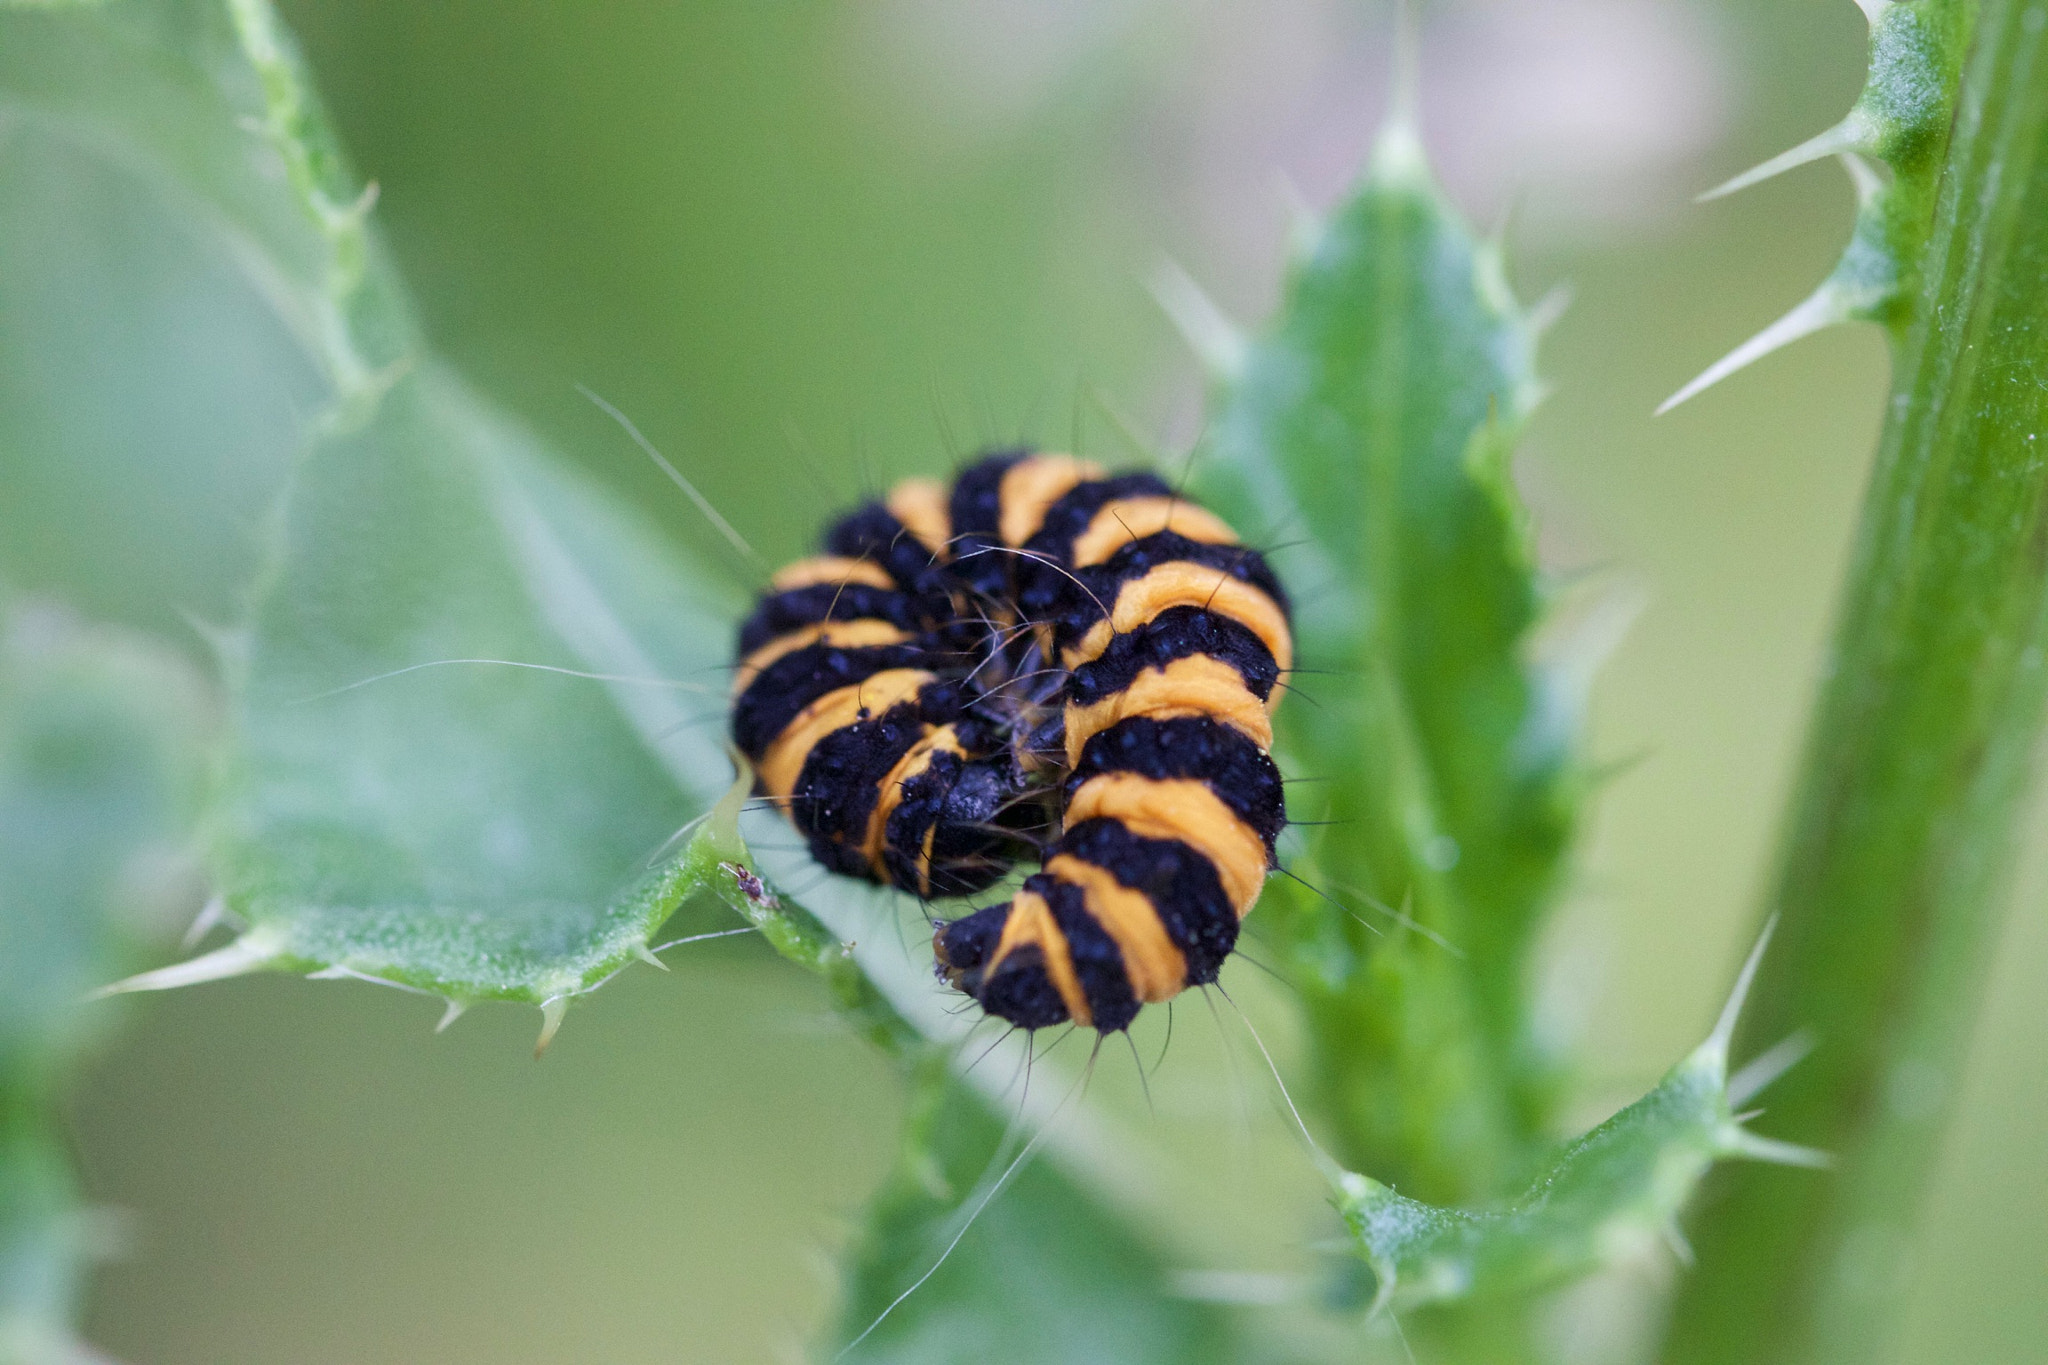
[656,780,926,1067]
[1666,6,2048,1361]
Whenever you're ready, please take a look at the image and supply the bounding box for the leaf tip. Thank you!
[1662,1219,1697,1267]
[178,893,231,952]
[1527,283,1575,338]
[1700,914,1778,1072]
[1368,115,1431,191]
[1368,0,1432,192]
[1383,0,1423,155]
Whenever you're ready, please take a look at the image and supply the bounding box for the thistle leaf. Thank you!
[2,0,753,1022]
[1194,121,1575,1205]
[201,364,744,1010]
[1334,926,1812,1313]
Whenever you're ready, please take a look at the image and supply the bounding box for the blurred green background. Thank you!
[2,0,2042,1360]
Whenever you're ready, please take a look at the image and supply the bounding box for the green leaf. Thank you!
[833,1057,1239,1365]
[0,601,211,1363]
[1336,928,1820,1315]
[0,3,328,635]
[15,0,748,1026]
[1194,120,1575,1204]
[112,364,746,1014]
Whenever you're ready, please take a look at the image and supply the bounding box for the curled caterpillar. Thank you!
[731,450,1291,1032]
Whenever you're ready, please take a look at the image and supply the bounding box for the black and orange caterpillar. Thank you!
[731,450,1291,1032]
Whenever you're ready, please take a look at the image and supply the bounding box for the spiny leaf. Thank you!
[112,365,744,1017]
[22,0,749,1032]
[1334,926,1822,1314]
[1191,118,1576,1205]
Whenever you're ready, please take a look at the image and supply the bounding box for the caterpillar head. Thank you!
[881,753,1036,898]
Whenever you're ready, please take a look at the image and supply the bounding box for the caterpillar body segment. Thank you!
[733,449,1291,1031]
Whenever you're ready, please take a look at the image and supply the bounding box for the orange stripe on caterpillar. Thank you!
[1068,496,1239,568]
[985,890,1092,1026]
[1063,773,1270,916]
[1064,562,1293,675]
[1063,654,1274,766]
[885,478,953,556]
[755,668,934,799]
[768,556,897,592]
[1039,854,1189,1002]
[998,455,1104,547]
[862,726,968,872]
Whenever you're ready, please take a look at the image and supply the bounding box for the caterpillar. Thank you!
[731,449,1291,1032]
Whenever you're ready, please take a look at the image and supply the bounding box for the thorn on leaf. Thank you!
[180,894,230,952]
[1728,1030,1818,1107]
[1657,286,1855,415]
[1726,1129,1835,1169]
[1696,111,1876,203]
[535,996,569,1058]
[89,929,285,999]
